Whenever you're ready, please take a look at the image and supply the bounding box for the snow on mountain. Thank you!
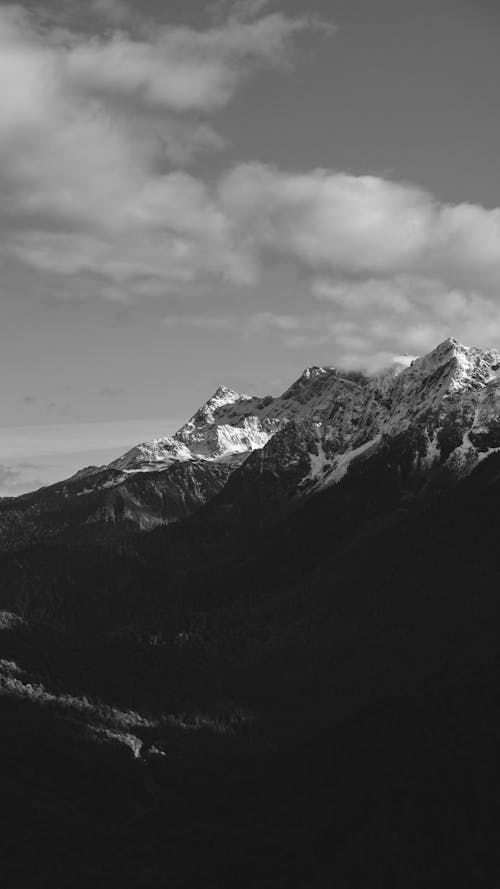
[110,437,193,472]
[104,338,500,498]
[305,338,500,491]
[174,385,282,458]
[384,338,500,430]
[173,368,374,461]
[18,337,499,538]
[5,337,500,547]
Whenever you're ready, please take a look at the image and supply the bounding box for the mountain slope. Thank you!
[6,339,500,885]
[0,459,234,550]
[3,337,500,553]
[5,435,500,886]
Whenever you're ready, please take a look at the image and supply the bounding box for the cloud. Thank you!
[65,13,321,114]
[173,272,498,372]
[21,393,77,417]
[309,275,500,368]
[216,166,500,361]
[0,4,327,299]
[3,4,500,366]
[218,164,500,296]
[47,401,76,418]
[242,277,500,370]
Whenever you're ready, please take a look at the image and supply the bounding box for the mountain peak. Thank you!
[438,335,461,349]
[8,334,500,541]
[299,366,334,381]
[212,384,244,399]
[201,384,255,414]
[110,437,193,472]
[183,386,254,429]
[406,337,500,393]
[66,336,500,493]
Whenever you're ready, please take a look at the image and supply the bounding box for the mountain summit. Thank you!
[2,338,500,548]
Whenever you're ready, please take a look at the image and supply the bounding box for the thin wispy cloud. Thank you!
[21,393,78,418]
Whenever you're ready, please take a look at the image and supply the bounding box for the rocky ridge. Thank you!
[3,337,500,547]
[116,337,500,495]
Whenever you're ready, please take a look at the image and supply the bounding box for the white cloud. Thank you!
[65,13,319,113]
[216,166,500,361]
[203,275,500,371]
[0,4,326,297]
[219,164,500,296]
[2,4,500,365]
[302,276,500,367]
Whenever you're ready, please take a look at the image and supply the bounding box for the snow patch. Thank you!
[67,338,500,505]
[322,436,382,488]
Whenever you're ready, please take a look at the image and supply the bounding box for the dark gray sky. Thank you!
[1,0,500,492]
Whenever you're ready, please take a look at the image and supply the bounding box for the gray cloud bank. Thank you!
[1,2,500,365]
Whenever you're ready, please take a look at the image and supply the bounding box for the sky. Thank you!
[1,0,500,493]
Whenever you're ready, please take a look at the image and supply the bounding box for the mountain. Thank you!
[0,457,236,550]
[5,337,500,886]
[215,336,500,504]
[5,337,500,552]
[4,335,500,625]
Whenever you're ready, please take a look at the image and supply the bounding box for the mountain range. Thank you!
[3,336,500,550]
[3,337,500,887]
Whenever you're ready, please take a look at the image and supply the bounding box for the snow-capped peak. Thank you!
[405,338,500,390]
[173,384,273,458]
[110,437,193,472]
[385,338,500,430]
[299,366,333,382]
[105,338,500,491]
[207,384,254,411]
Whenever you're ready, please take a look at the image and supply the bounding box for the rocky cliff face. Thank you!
[308,338,500,491]
[169,337,500,505]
